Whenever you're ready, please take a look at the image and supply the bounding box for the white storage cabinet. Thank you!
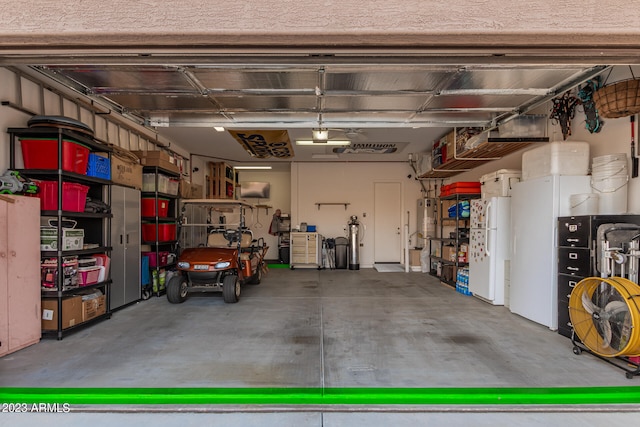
[0,195,41,356]
[290,232,323,269]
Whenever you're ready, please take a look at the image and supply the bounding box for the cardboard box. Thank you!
[111,151,143,189]
[41,296,83,330]
[132,150,180,174]
[443,131,455,162]
[178,179,204,199]
[190,183,203,199]
[179,179,192,198]
[409,249,422,267]
[40,226,84,251]
[442,265,457,282]
[81,293,106,322]
[442,245,456,262]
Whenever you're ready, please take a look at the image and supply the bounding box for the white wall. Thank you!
[291,162,423,268]
[235,169,292,260]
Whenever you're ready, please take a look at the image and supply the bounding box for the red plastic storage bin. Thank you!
[141,197,170,218]
[440,182,481,197]
[142,251,169,267]
[142,222,176,242]
[36,181,89,212]
[20,138,90,174]
[78,266,101,286]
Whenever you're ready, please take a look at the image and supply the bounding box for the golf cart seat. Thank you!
[207,230,253,249]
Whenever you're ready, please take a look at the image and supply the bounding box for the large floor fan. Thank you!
[569,277,640,377]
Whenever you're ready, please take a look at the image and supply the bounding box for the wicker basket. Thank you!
[593,79,640,118]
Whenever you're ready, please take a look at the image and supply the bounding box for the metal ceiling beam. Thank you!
[146,118,491,129]
[0,52,638,67]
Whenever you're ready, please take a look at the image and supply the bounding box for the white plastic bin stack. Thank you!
[521,141,598,216]
[521,141,590,181]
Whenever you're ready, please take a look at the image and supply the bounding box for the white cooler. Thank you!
[480,169,522,198]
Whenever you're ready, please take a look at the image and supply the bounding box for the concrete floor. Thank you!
[2,268,640,425]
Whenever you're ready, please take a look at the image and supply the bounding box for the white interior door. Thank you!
[374,182,402,263]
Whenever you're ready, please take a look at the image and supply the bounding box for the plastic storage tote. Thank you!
[440,182,481,197]
[36,181,89,212]
[86,153,111,180]
[142,222,177,242]
[142,251,169,267]
[498,115,546,138]
[78,266,101,286]
[20,138,90,174]
[141,197,170,218]
[521,141,590,181]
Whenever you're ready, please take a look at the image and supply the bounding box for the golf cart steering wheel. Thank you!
[223,229,241,245]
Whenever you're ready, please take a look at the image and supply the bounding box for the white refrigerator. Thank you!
[469,197,511,305]
[510,174,591,330]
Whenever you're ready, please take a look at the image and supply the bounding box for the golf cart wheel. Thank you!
[166,275,188,304]
[223,274,240,303]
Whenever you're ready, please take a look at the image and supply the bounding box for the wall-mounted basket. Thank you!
[593,78,640,118]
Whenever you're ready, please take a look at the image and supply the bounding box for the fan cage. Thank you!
[593,79,640,119]
[569,277,640,358]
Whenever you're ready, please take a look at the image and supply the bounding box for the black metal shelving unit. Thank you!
[429,192,479,288]
[141,165,180,297]
[8,126,113,340]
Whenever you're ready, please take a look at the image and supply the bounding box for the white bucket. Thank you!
[591,160,628,214]
[570,193,599,216]
[593,153,627,167]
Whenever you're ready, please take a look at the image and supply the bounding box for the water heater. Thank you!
[417,198,437,246]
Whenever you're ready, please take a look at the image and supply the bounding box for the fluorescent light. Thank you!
[233,165,272,170]
[295,139,351,146]
[312,154,339,159]
[214,126,225,132]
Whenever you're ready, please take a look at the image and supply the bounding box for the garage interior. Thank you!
[3,1,640,425]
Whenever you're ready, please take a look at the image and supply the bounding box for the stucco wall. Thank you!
[1,0,640,49]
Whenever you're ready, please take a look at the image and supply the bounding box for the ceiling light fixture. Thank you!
[312,128,329,141]
[233,165,272,170]
[295,139,351,146]
[214,126,225,132]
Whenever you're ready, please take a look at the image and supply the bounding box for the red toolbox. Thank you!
[20,138,90,174]
[141,197,170,218]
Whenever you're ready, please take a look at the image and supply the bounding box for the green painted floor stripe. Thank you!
[267,263,290,268]
[2,387,640,406]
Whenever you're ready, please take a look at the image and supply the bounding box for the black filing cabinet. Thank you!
[557,215,640,338]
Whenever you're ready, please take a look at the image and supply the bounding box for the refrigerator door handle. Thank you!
[484,201,492,257]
